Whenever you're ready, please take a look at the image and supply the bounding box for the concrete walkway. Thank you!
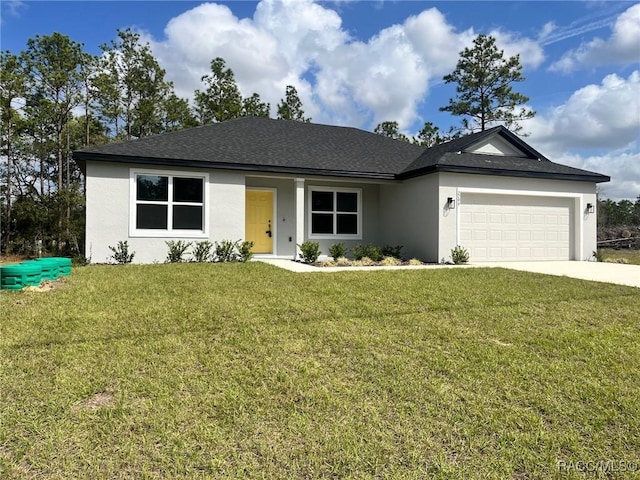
[258,259,640,288]
[483,261,640,288]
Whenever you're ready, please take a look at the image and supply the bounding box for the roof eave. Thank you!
[398,164,610,183]
[72,151,398,181]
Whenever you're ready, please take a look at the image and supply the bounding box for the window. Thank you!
[309,187,361,238]
[130,170,208,237]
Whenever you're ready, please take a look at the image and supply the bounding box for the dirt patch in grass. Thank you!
[22,280,64,293]
[75,391,116,411]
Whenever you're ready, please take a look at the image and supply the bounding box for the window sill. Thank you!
[308,234,362,241]
[130,230,209,239]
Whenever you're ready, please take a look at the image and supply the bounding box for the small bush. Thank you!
[238,241,254,263]
[359,256,375,266]
[336,256,351,266]
[408,258,423,266]
[353,244,383,262]
[192,241,213,262]
[320,258,336,267]
[329,243,347,261]
[604,257,629,264]
[381,256,401,266]
[166,240,191,263]
[72,254,91,266]
[298,241,321,264]
[215,240,238,263]
[382,245,403,259]
[450,245,470,265]
[108,241,135,264]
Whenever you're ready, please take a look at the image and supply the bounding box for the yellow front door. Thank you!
[245,190,274,254]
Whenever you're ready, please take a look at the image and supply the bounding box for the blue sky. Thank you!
[2,1,639,199]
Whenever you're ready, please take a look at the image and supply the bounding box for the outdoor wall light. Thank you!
[586,203,594,214]
[447,197,456,209]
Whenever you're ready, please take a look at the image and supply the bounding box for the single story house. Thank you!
[74,117,609,264]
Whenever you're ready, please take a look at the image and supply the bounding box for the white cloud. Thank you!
[559,151,640,201]
[140,0,543,129]
[525,71,640,200]
[528,70,640,152]
[489,29,545,69]
[549,4,640,73]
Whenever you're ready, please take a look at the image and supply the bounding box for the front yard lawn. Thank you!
[1,263,639,479]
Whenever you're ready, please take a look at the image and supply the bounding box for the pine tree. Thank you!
[276,85,310,122]
[194,57,242,124]
[440,34,534,134]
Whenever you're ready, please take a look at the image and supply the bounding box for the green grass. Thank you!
[598,248,640,265]
[1,263,639,479]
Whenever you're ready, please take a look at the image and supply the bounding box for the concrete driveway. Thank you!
[483,261,640,288]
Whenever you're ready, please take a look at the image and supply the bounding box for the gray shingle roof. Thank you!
[74,117,426,179]
[74,118,609,183]
[399,125,609,182]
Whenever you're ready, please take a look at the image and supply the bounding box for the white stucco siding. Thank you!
[438,172,598,262]
[86,161,129,263]
[85,161,245,264]
[379,175,440,262]
[466,136,527,157]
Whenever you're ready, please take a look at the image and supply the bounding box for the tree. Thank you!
[373,121,408,142]
[440,34,534,134]
[21,33,87,251]
[277,85,310,122]
[0,51,27,252]
[194,57,242,124]
[97,28,176,139]
[411,122,454,147]
[161,93,198,132]
[241,92,270,118]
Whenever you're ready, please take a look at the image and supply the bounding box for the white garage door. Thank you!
[459,193,572,261]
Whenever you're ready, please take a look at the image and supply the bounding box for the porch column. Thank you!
[294,178,305,260]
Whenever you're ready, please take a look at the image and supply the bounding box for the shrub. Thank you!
[604,257,629,264]
[166,240,191,263]
[382,245,403,259]
[320,258,336,267]
[329,243,347,261]
[238,241,254,263]
[192,241,213,262]
[215,240,238,263]
[108,241,135,264]
[381,256,401,266]
[408,258,423,266]
[353,244,383,262]
[450,245,470,265]
[336,256,351,266]
[359,256,375,266]
[298,241,321,264]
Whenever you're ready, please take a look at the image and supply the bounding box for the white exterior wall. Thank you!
[379,175,440,262]
[438,172,598,262]
[86,160,599,264]
[85,161,245,264]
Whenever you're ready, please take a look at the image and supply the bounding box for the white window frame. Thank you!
[307,186,362,240]
[129,168,209,238]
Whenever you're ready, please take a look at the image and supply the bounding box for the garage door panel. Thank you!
[460,194,572,261]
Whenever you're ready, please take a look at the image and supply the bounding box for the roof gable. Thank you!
[464,135,529,157]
